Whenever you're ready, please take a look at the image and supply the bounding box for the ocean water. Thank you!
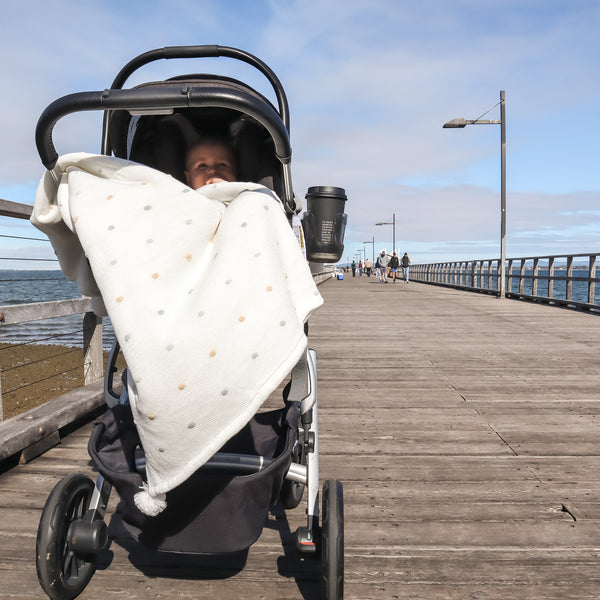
[0,270,116,349]
[480,268,600,305]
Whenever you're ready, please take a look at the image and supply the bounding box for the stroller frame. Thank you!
[34,45,344,600]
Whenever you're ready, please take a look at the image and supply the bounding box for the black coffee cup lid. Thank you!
[305,186,347,200]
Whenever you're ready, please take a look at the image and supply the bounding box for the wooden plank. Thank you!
[0,198,33,219]
[0,297,93,325]
[0,378,113,461]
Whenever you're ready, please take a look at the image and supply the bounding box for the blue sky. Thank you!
[1,0,599,268]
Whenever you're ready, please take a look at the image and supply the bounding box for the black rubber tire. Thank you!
[36,474,97,600]
[320,479,344,599]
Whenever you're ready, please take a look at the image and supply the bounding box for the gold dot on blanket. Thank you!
[73,216,79,224]
[107,195,114,200]
[209,349,216,357]
[266,286,272,292]
[116,296,124,303]
[186,254,192,261]
[148,413,156,420]
[238,316,245,322]
[152,272,159,279]
[178,383,186,390]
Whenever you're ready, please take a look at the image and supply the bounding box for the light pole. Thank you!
[376,213,396,255]
[363,236,375,263]
[443,90,506,298]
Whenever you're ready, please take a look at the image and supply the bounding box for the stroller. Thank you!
[33,45,345,600]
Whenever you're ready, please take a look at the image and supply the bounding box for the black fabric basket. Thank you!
[88,402,299,554]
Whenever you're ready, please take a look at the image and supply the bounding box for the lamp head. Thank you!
[443,118,467,128]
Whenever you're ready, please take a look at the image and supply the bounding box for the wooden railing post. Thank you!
[83,312,103,385]
[532,258,540,297]
[0,363,3,422]
[589,255,597,305]
[566,256,574,301]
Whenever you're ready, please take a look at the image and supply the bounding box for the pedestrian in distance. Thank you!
[389,252,400,282]
[351,260,356,277]
[402,252,411,283]
[358,260,363,276]
[365,258,372,277]
[378,250,390,283]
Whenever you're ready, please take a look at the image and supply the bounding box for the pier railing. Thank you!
[411,252,600,313]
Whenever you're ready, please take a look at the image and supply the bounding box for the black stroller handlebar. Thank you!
[35,85,292,171]
[110,45,290,130]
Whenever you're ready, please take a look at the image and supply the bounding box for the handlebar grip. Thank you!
[35,86,292,170]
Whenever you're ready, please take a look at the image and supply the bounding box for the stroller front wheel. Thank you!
[36,474,98,600]
[320,479,344,599]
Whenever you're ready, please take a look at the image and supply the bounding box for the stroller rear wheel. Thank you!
[36,474,98,600]
[320,479,344,599]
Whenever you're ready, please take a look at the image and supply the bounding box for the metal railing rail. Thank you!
[411,252,600,312]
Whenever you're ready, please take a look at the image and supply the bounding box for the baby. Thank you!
[184,136,237,189]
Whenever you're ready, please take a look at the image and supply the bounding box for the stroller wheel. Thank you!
[320,479,344,599]
[36,474,98,600]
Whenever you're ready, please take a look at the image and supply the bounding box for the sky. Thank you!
[1,0,599,269]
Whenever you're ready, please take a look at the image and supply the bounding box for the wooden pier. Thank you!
[2,274,600,599]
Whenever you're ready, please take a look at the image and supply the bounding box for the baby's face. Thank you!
[185,142,236,189]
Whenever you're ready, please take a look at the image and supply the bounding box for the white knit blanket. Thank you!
[31,153,323,515]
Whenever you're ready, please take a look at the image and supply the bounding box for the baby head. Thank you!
[184,136,237,189]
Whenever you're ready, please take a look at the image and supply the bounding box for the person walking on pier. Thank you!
[351,260,356,277]
[389,252,400,282]
[378,250,390,283]
[358,260,363,276]
[401,252,411,283]
[365,258,372,277]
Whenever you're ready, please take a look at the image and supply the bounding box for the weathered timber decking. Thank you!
[2,274,600,599]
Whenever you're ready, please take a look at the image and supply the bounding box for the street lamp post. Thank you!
[443,90,506,298]
[363,236,375,263]
[376,213,396,255]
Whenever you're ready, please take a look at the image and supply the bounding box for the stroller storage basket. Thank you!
[89,402,300,554]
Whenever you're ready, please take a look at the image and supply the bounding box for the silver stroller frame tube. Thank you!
[302,349,320,530]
